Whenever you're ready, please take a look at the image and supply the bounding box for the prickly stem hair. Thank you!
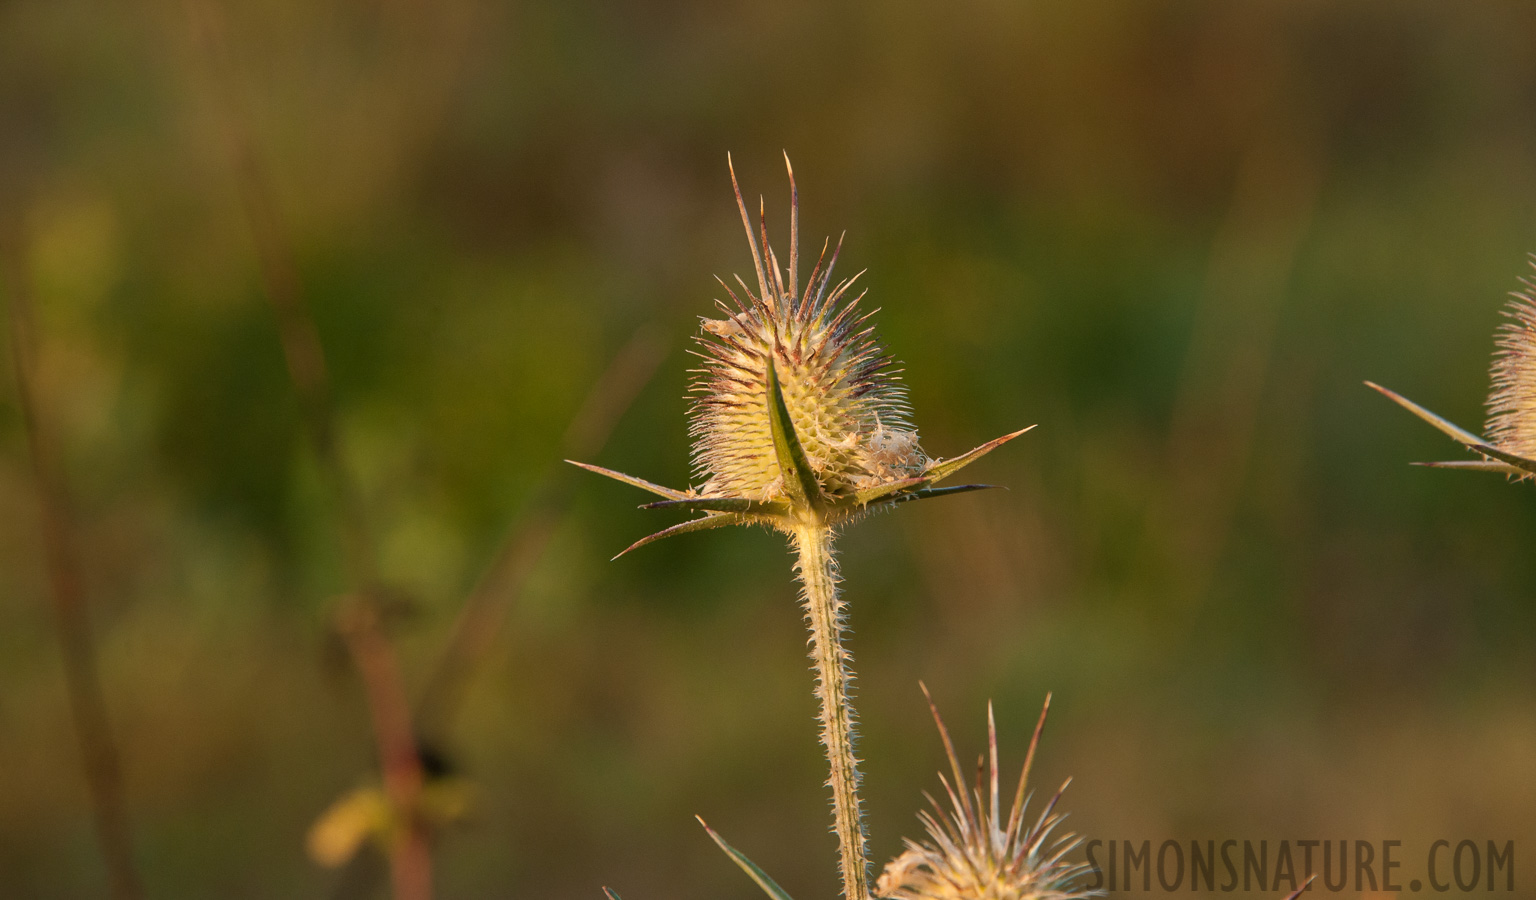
[794,522,870,900]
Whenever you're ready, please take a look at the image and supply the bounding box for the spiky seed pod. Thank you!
[1486,272,1536,464]
[570,156,1033,554]
[689,189,923,502]
[1368,257,1536,480]
[877,691,1098,900]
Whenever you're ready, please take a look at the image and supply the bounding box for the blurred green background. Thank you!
[5,0,1536,897]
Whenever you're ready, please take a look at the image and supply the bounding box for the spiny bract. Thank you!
[570,154,1032,556]
[1369,257,1536,481]
[876,690,1098,900]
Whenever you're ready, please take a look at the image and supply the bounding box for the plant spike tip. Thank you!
[785,151,798,301]
[729,152,769,302]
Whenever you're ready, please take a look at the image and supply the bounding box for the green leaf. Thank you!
[891,483,1001,505]
[1364,381,1484,447]
[765,359,823,509]
[640,497,789,516]
[923,425,1035,484]
[696,817,796,900]
[614,513,747,559]
[1413,460,1527,475]
[1469,443,1536,476]
[567,460,690,500]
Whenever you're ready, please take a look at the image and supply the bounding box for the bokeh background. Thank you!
[5,0,1536,897]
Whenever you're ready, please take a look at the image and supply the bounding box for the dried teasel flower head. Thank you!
[1369,257,1536,480]
[571,154,1033,555]
[876,688,1098,900]
[690,157,924,501]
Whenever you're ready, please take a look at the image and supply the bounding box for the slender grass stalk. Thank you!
[575,155,1032,900]
[792,521,868,900]
[2,226,144,900]
[187,7,430,897]
[315,327,666,900]
[415,325,668,746]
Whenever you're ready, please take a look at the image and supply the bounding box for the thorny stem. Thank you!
[2,231,144,900]
[792,520,870,900]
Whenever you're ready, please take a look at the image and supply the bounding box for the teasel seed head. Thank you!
[690,156,924,502]
[876,687,1099,900]
[570,154,1034,554]
[1369,256,1536,481]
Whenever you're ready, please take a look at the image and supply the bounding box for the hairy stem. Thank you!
[792,521,869,900]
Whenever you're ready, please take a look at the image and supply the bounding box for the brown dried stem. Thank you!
[324,327,664,900]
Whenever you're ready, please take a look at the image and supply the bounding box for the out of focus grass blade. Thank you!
[697,817,796,900]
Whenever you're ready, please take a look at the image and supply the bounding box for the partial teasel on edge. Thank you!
[1370,257,1536,480]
